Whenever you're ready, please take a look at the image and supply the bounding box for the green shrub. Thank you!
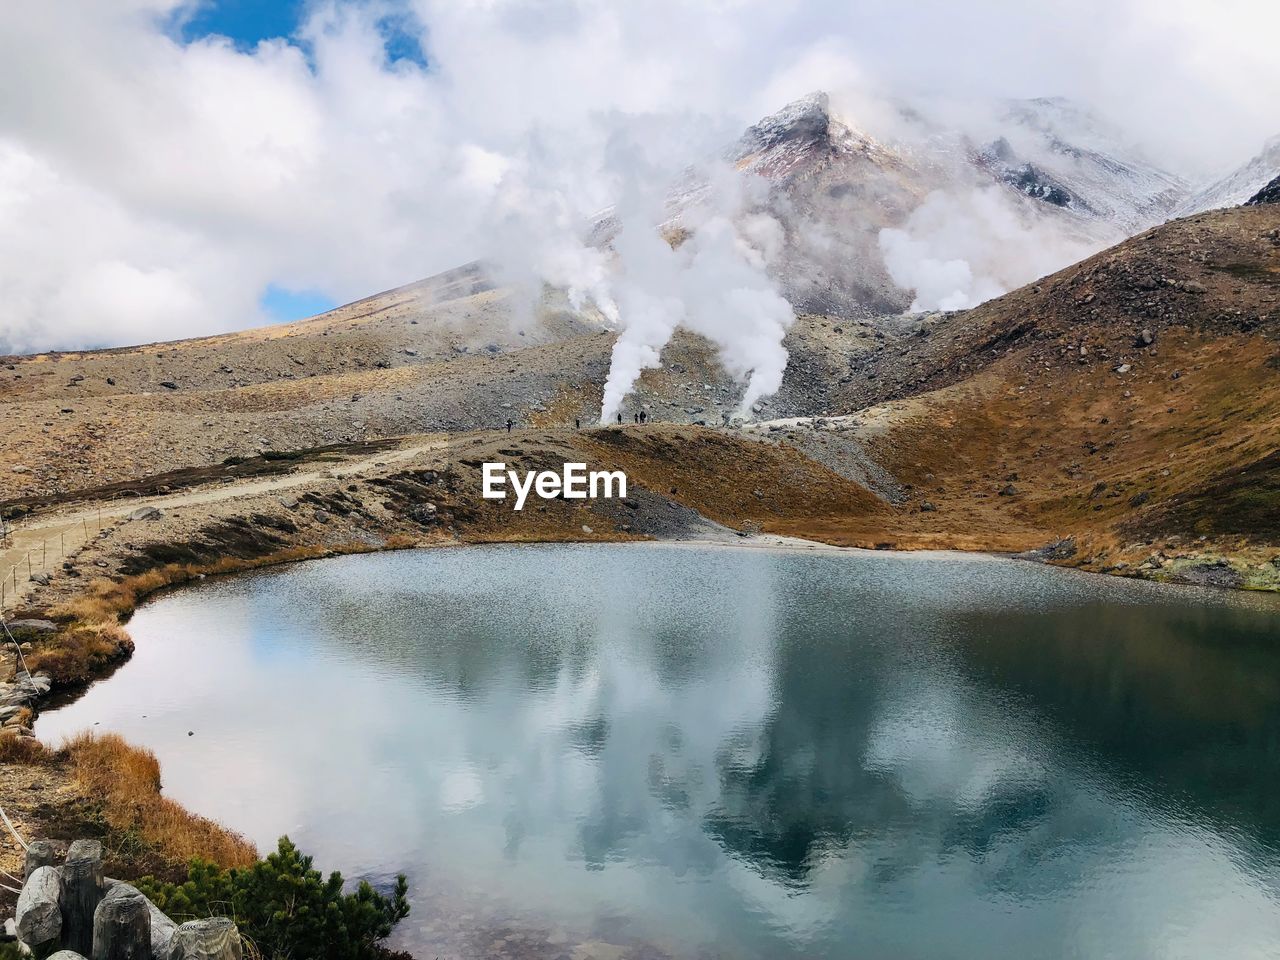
[138,837,409,960]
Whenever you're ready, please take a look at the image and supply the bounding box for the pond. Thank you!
[36,544,1280,959]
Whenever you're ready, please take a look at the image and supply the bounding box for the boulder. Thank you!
[127,507,163,522]
[7,619,57,637]
[407,503,437,524]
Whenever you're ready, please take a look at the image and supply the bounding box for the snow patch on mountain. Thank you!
[971,97,1190,233]
[1178,135,1280,214]
[1247,175,1280,206]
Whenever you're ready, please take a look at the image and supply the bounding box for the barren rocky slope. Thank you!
[0,289,907,502]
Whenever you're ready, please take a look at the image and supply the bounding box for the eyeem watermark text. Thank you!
[482,462,627,511]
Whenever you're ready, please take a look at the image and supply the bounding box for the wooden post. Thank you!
[60,839,106,955]
[102,881,176,960]
[169,918,243,960]
[42,540,47,568]
[92,884,151,960]
[23,839,58,880]
[61,532,65,557]
[83,519,89,540]
[16,864,63,949]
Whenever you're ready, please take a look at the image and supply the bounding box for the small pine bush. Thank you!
[138,837,410,960]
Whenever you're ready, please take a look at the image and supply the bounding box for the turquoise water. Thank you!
[37,545,1280,959]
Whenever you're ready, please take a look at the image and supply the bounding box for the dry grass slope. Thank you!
[64,732,257,868]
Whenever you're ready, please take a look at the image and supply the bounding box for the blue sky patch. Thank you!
[175,0,306,50]
[260,284,336,324]
[173,1,427,66]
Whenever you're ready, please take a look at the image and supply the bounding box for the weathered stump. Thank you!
[104,880,177,960]
[23,838,58,880]
[60,839,106,955]
[169,918,243,960]
[92,883,151,960]
[15,863,63,948]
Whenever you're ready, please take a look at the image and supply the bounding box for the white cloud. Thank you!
[0,0,1276,352]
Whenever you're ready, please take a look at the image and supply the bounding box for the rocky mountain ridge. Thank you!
[1248,174,1280,206]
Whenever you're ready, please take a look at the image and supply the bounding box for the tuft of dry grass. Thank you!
[64,732,257,869]
[51,569,173,626]
[0,730,49,763]
[50,544,365,633]
[26,622,134,685]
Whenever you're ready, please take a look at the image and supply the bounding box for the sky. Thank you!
[0,0,1277,352]
[176,0,305,50]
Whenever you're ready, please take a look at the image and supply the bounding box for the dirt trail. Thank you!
[0,437,446,612]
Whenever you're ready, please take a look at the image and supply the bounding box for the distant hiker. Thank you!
[506,418,513,433]
[616,412,622,424]
[639,410,647,424]
[633,413,639,423]
[575,418,581,429]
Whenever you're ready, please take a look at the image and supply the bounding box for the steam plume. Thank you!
[483,119,796,424]
[878,188,1105,312]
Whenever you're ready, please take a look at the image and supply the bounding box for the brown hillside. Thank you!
[795,204,1280,583]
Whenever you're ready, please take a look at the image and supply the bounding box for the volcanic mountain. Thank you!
[670,92,1191,319]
